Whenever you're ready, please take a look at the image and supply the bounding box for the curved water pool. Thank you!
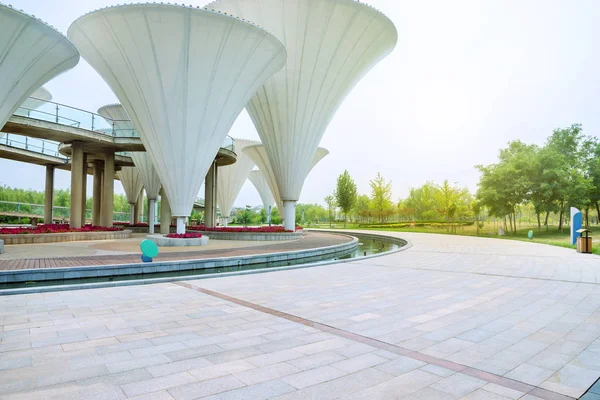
[0,233,405,292]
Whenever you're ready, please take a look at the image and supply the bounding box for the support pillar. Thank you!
[135,188,144,224]
[129,203,135,225]
[101,150,115,227]
[69,142,84,228]
[81,153,87,227]
[283,200,297,231]
[160,188,171,235]
[92,161,103,226]
[176,217,186,234]
[204,162,217,228]
[148,199,157,234]
[44,165,54,224]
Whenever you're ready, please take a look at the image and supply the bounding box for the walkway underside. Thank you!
[1,231,600,399]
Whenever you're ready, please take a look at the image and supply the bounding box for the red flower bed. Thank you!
[166,232,203,239]
[0,224,123,235]
[188,225,301,233]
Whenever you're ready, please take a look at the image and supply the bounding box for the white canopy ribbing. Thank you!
[0,4,79,130]
[216,138,260,219]
[68,4,286,229]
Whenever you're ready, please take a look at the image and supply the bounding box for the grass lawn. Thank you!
[309,222,600,255]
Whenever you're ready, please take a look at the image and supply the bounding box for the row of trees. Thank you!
[327,171,397,226]
[476,124,600,232]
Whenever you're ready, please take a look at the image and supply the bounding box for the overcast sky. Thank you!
[2,0,599,209]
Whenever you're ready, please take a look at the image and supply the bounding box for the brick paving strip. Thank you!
[174,281,575,400]
[0,232,351,271]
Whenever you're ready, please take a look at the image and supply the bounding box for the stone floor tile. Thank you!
[272,368,394,400]
[281,365,346,389]
[188,359,255,382]
[245,349,304,367]
[165,344,225,361]
[461,388,513,399]
[204,346,264,364]
[341,369,442,399]
[146,356,213,377]
[286,351,347,371]
[217,379,296,400]
[121,371,197,397]
[328,352,388,373]
[129,390,175,400]
[106,354,171,374]
[233,362,300,385]
[481,383,525,400]
[419,364,455,377]
[167,375,244,400]
[430,373,487,397]
[504,363,554,386]
[375,355,426,376]
[399,387,457,400]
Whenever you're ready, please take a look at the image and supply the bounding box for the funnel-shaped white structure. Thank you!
[209,0,397,230]
[98,104,162,233]
[248,170,275,224]
[20,87,52,111]
[244,144,329,225]
[69,4,286,233]
[216,138,259,225]
[117,167,143,224]
[0,4,79,130]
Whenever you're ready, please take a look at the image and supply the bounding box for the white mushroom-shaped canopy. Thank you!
[0,4,79,129]
[217,138,260,219]
[20,87,52,111]
[117,167,143,205]
[98,104,161,200]
[244,144,329,213]
[97,104,136,137]
[68,4,286,218]
[208,0,397,202]
[248,170,275,213]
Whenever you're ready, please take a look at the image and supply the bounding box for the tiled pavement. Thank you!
[1,231,600,399]
[0,232,350,271]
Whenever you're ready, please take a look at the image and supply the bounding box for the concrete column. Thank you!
[135,188,144,224]
[81,153,87,227]
[148,199,157,234]
[44,165,54,224]
[129,203,135,224]
[283,200,297,231]
[92,161,103,226]
[101,150,115,227]
[160,188,171,235]
[176,217,186,234]
[204,162,215,228]
[213,165,218,226]
[69,142,84,228]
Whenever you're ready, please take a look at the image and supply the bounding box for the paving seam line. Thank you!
[172,281,575,400]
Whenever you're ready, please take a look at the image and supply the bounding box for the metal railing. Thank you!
[0,133,66,159]
[12,97,237,151]
[0,201,130,222]
[13,98,139,138]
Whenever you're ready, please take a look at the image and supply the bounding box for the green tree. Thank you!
[353,195,371,223]
[370,172,394,223]
[334,170,357,228]
[324,195,336,227]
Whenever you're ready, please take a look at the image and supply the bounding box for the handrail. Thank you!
[1,133,67,159]
[11,96,236,151]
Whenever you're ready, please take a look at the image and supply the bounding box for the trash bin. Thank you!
[576,228,592,254]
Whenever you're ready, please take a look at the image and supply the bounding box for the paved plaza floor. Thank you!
[1,231,600,399]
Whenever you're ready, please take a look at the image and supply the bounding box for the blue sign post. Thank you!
[570,207,582,245]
